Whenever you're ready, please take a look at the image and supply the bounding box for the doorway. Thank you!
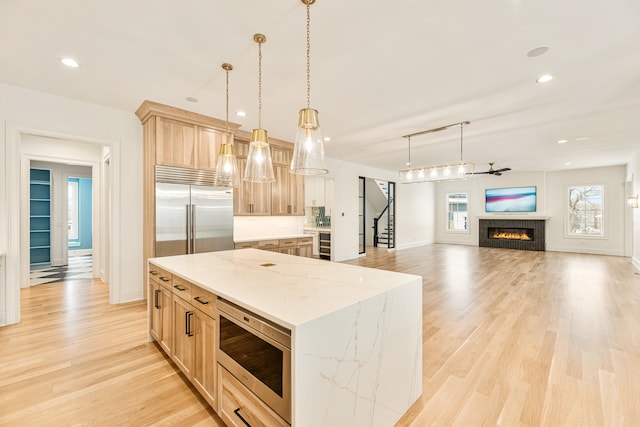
[359,177,396,255]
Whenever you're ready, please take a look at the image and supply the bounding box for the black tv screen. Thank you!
[485,186,537,212]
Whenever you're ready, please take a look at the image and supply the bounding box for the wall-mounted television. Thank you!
[485,186,537,213]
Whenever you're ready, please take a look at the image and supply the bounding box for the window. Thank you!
[447,192,468,231]
[567,185,604,236]
[68,180,79,240]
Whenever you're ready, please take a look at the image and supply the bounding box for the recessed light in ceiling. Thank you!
[564,162,572,166]
[537,74,553,83]
[236,111,246,117]
[185,97,198,103]
[60,57,80,68]
[557,139,568,144]
[323,137,331,142]
[527,46,549,57]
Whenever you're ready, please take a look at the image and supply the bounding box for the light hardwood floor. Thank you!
[1,245,639,426]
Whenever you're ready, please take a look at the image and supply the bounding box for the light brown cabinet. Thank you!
[235,237,314,258]
[148,265,173,355]
[234,139,304,217]
[297,237,313,258]
[218,366,288,427]
[148,264,218,411]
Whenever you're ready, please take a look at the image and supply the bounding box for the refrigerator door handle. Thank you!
[185,204,191,254]
[191,204,196,253]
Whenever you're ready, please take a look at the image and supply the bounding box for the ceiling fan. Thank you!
[474,162,511,176]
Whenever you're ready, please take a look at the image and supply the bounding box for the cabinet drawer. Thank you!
[258,239,280,250]
[297,237,313,245]
[191,285,216,318]
[218,366,288,427]
[278,238,297,248]
[172,276,192,300]
[235,241,258,249]
[149,264,172,288]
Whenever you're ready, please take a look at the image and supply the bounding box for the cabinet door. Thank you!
[234,158,252,215]
[192,309,217,408]
[156,117,196,168]
[196,127,223,171]
[172,296,194,378]
[289,172,305,215]
[149,280,173,355]
[234,159,272,216]
[271,165,290,216]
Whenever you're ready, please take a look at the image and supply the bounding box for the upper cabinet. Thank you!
[155,116,227,171]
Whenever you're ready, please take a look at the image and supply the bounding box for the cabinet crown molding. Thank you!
[135,100,241,131]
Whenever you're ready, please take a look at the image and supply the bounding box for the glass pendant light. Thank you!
[244,34,275,183]
[214,63,240,187]
[291,0,328,175]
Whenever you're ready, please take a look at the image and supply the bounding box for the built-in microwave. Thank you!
[216,298,292,424]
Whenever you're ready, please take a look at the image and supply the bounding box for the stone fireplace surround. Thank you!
[478,217,547,251]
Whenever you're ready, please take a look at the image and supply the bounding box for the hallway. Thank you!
[29,255,93,286]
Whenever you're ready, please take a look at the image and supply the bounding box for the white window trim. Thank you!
[68,180,79,240]
[564,183,606,239]
[445,192,470,234]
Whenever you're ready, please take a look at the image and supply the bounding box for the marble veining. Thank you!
[150,249,422,427]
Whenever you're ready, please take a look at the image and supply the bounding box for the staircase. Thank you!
[372,179,394,248]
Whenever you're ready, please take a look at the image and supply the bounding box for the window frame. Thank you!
[565,184,606,239]
[68,179,79,241]
[445,192,470,233]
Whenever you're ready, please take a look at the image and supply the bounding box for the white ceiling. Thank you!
[2,0,639,175]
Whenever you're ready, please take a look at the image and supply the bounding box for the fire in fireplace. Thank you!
[488,227,534,241]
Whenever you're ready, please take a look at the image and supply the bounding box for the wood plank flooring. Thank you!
[345,245,640,426]
[1,244,639,426]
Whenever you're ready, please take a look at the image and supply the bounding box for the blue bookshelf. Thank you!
[30,168,51,265]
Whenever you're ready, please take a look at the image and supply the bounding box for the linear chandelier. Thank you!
[399,121,474,184]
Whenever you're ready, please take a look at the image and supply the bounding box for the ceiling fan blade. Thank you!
[494,172,502,176]
[472,171,491,174]
[493,167,511,173]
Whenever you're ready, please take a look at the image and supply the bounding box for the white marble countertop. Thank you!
[149,248,420,329]
[234,233,313,243]
[302,227,331,232]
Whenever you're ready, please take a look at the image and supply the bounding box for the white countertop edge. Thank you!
[149,249,422,330]
[234,233,314,243]
[477,215,550,220]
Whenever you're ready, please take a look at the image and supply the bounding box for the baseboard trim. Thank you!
[69,249,92,257]
[545,246,625,257]
[632,256,640,272]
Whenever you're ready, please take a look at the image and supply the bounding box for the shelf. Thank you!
[30,215,51,218]
[30,245,51,249]
[30,198,51,202]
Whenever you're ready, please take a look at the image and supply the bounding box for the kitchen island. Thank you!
[149,248,422,427]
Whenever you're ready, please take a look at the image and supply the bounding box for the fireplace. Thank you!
[479,219,545,251]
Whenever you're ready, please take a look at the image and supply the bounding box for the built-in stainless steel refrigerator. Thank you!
[155,166,233,257]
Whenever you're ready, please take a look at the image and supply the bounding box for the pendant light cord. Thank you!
[460,123,463,162]
[407,136,412,166]
[258,40,263,129]
[225,67,230,136]
[306,1,311,109]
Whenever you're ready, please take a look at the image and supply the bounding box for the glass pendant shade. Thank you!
[291,108,328,175]
[214,140,240,187]
[244,128,275,183]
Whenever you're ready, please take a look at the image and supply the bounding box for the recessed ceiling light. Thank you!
[323,137,331,142]
[564,162,572,166]
[527,46,549,57]
[236,111,246,117]
[537,74,553,83]
[557,139,568,144]
[185,97,198,103]
[60,57,80,68]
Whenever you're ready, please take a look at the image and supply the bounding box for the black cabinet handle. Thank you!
[173,285,187,291]
[160,276,170,282]
[154,289,160,309]
[185,311,193,337]
[233,408,252,427]
[194,296,209,305]
[149,270,159,275]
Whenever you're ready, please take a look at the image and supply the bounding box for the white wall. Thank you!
[546,165,626,256]
[327,158,435,261]
[0,82,142,326]
[435,172,546,246]
[627,153,640,270]
[234,216,304,240]
[434,166,628,257]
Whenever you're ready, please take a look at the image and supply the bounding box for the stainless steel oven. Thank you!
[217,298,292,423]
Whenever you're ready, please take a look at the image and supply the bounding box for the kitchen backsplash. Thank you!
[305,206,331,229]
[234,216,304,240]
